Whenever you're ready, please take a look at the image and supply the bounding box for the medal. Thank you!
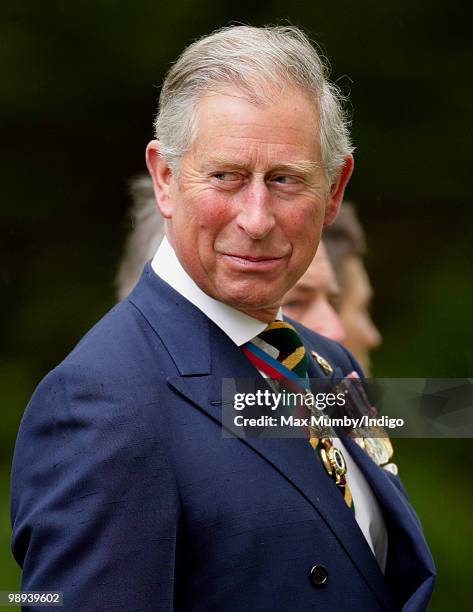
[311,350,333,375]
[318,437,348,486]
[334,373,395,467]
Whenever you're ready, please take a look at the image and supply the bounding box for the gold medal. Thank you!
[310,350,333,375]
[319,438,348,486]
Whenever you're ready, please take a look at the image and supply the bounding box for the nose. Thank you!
[365,318,382,349]
[236,178,275,239]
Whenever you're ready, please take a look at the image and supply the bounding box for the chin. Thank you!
[216,279,277,302]
[221,290,280,311]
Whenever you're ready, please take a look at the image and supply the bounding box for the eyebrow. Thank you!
[272,160,320,175]
[201,157,320,176]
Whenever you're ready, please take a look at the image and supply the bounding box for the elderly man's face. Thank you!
[147,88,352,321]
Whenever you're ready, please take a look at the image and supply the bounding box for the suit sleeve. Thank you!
[10,365,181,612]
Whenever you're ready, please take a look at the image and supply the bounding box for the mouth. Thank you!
[222,253,285,271]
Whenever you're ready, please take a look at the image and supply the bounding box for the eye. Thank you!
[273,175,294,184]
[213,172,241,182]
[211,171,245,190]
[269,175,302,189]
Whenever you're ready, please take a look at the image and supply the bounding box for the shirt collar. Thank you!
[151,237,283,346]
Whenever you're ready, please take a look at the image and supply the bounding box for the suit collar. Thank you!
[128,263,212,375]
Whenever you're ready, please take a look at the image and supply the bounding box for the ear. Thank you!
[323,154,354,225]
[145,139,173,219]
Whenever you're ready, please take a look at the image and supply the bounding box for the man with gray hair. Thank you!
[11,26,434,611]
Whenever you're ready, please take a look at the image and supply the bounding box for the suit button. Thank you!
[310,564,328,586]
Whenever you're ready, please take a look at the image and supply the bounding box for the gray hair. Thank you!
[115,175,164,300]
[154,25,353,185]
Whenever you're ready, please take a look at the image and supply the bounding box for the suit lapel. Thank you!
[343,437,436,605]
[130,267,394,610]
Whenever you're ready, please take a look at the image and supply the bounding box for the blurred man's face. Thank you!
[282,242,346,343]
[147,87,353,322]
[339,255,382,374]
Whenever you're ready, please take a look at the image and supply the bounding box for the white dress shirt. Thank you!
[152,237,388,571]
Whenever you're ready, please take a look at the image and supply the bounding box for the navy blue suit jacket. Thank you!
[11,264,435,611]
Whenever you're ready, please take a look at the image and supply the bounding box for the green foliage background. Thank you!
[1,1,471,610]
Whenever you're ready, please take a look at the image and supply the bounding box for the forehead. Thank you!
[192,87,321,165]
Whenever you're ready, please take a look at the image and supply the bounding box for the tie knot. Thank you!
[256,321,308,379]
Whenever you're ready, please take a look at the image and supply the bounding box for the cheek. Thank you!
[183,191,231,230]
[177,194,236,267]
[287,204,320,225]
[172,192,229,242]
[282,203,324,244]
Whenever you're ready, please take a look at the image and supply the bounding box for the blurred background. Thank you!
[1,1,471,609]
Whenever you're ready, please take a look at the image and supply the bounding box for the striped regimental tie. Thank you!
[242,321,354,510]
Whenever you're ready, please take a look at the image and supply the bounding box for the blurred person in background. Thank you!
[116,175,165,300]
[323,204,382,375]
